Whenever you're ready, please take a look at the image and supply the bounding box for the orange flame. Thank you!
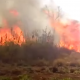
[0,10,25,45]
[45,9,80,52]
[0,26,25,45]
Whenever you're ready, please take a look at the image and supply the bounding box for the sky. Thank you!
[40,0,80,21]
[54,0,80,21]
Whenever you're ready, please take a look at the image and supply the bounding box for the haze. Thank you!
[54,0,80,21]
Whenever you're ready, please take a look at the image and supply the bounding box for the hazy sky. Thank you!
[54,0,80,21]
[41,0,80,21]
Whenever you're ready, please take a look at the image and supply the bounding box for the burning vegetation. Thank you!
[0,26,25,45]
[0,0,80,80]
[1,8,80,53]
[45,6,80,52]
[0,9,25,45]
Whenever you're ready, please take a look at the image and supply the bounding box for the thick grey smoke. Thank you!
[0,0,54,32]
[0,0,59,44]
[14,0,52,34]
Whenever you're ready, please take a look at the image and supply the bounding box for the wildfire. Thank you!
[45,8,80,52]
[0,26,25,45]
[59,20,80,52]
[0,9,25,45]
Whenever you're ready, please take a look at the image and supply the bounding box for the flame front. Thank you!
[0,10,25,45]
[0,26,25,45]
[45,9,80,52]
[59,21,80,52]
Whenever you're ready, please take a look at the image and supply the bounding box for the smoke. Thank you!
[11,0,52,34]
[0,0,60,44]
[0,0,56,31]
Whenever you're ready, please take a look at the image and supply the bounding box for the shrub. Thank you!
[19,75,32,80]
[69,62,77,67]
[50,77,72,80]
[50,67,58,73]
[0,76,11,80]
[70,69,75,73]
[53,59,65,67]
[11,69,22,75]
[26,67,34,73]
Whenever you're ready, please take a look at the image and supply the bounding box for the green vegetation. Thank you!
[0,76,11,80]
[18,75,32,80]
[51,78,72,80]
[0,76,77,80]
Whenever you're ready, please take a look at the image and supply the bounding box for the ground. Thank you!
[0,65,80,80]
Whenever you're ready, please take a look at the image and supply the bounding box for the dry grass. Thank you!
[0,30,79,80]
